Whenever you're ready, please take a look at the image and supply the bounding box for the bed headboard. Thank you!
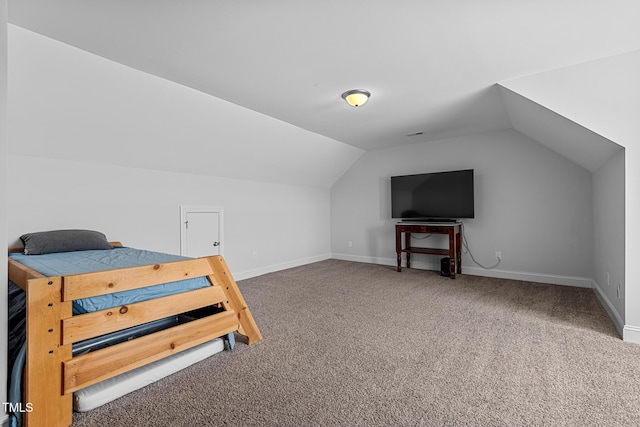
[8,241,123,253]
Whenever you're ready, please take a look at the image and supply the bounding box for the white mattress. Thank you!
[73,338,225,412]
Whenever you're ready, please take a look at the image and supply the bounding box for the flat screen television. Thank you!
[391,169,474,221]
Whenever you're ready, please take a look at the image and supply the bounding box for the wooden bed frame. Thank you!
[8,243,262,427]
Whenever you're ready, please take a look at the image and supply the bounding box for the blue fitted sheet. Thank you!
[9,247,211,314]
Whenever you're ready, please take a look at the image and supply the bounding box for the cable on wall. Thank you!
[460,222,501,270]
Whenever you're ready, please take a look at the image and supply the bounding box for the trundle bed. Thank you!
[7,230,262,427]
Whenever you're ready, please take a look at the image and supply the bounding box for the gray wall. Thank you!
[592,149,625,332]
[331,129,594,286]
[7,155,332,280]
[498,51,640,340]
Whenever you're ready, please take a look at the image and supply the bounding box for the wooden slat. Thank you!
[63,258,213,301]
[63,310,238,394]
[205,256,263,345]
[8,258,45,291]
[24,277,73,427]
[62,285,227,344]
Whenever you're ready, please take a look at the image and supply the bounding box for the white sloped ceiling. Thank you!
[8,26,363,189]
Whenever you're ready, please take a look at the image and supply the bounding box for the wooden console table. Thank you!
[395,222,462,279]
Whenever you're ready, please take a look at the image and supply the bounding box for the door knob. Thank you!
[213,242,220,247]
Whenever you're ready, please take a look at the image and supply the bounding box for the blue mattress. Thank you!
[9,247,211,314]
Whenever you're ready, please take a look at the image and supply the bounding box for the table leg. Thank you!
[448,231,455,279]
[456,230,462,274]
[406,232,412,268]
[395,227,402,272]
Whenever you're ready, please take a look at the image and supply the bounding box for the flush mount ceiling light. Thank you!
[341,89,371,107]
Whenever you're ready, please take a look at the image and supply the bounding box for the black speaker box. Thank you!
[440,257,451,277]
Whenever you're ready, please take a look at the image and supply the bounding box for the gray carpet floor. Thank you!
[72,259,640,426]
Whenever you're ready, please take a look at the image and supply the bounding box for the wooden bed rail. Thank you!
[62,258,213,301]
[8,258,45,291]
[62,286,227,344]
[8,250,261,427]
[63,310,239,393]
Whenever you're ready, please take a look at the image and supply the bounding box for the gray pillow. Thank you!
[20,229,113,255]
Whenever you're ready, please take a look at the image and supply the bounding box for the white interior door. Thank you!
[180,206,223,258]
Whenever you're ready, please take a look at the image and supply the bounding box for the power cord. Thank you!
[410,234,432,240]
[460,222,501,270]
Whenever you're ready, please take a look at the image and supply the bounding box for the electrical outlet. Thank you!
[495,251,502,260]
[252,251,258,260]
[617,282,621,299]
[348,241,353,248]
[607,272,610,287]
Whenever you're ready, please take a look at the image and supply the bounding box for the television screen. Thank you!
[391,169,474,220]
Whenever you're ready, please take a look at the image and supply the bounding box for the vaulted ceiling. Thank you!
[8,1,640,174]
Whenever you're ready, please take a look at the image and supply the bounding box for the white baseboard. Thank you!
[462,266,592,288]
[591,279,624,338]
[331,253,592,288]
[331,253,397,268]
[623,325,640,344]
[234,253,332,281]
